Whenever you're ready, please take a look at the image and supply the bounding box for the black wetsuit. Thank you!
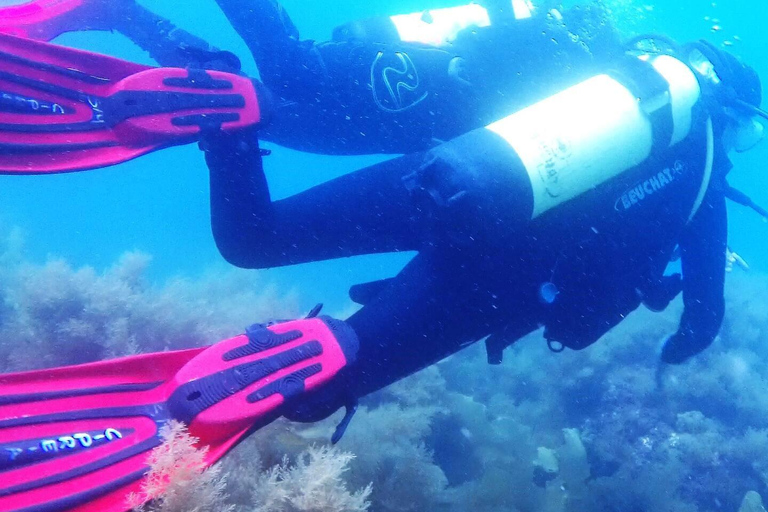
[204,108,727,409]
[119,1,729,407]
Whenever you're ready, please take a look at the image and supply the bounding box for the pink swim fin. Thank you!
[0,315,358,512]
[0,0,107,42]
[0,32,264,174]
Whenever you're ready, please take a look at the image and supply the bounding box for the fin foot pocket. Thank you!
[0,316,358,511]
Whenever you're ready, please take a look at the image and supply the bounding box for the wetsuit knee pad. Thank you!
[403,129,534,246]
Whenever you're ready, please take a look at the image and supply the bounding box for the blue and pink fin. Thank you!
[0,316,358,512]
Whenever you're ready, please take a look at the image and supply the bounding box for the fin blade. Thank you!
[0,349,203,512]
[0,416,158,512]
[0,30,149,81]
[0,0,89,41]
[0,33,262,174]
[0,318,357,511]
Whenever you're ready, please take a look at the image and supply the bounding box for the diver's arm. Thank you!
[213,0,325,94]
[660,186,728,364]
[215,0,300,49]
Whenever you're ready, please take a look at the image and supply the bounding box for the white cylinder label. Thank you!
[486,55,701,218]
[488,75,653,217]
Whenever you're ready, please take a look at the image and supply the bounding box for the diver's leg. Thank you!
[204,128,428,269]
[214,0,298,59]
[344,246,541,397]
[204,119,541,268]
[286,244,543,422]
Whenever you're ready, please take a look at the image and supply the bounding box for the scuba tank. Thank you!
[332,0,535,46]
[486,53,703,218]
[403,37,765,246]
[407,52,706,228]
[403,48,726,248]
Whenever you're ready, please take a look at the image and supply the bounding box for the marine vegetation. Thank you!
[1,229,767,512]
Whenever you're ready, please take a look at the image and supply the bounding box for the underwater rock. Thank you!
[533,446,559,487]
[528,429,591,512]
[428,412,484,485]
[740,491,767,512]
[560,428,590,488]
[559,428,590,506]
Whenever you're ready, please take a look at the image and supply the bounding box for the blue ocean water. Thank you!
[1,1,768,510]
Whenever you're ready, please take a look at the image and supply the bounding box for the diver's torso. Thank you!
[515,116,716,347]
[533,112,713,265]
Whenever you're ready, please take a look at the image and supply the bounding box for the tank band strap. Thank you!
[608,56,675,153]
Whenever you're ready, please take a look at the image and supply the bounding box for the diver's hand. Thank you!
[641,273,682,312]
[726,247,750,272]
[198,125,260,155]
[176,46,243,73]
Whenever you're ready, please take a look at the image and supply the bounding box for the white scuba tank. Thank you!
[485,54,703,218]
[388,0,535,47]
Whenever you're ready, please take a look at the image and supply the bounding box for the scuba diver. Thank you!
[192,0,614,154]
[1,0,767,510]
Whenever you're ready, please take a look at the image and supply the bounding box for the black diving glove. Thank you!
[641,273,683,312]
[659,331,710,365]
